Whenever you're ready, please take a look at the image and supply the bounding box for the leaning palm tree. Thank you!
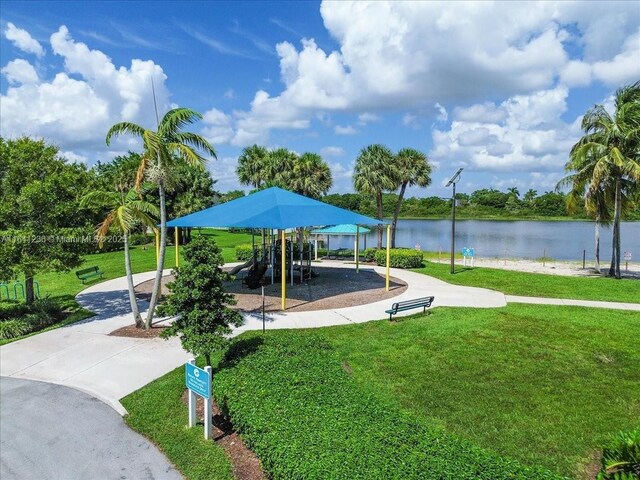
[390,148,432,247]
[106,108,215,328]
[567,82,640,278]
[354,144,397,248]
[80,187,159,328]
[237,144,269,189]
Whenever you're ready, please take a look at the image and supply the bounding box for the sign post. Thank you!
[185,359,212,439]
[624,251,632,272]
[462,247,475,267]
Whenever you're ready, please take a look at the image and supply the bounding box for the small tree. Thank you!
[158,236,243,366]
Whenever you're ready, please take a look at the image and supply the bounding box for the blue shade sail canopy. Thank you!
[310,224,371,235]
[166,187,385,229]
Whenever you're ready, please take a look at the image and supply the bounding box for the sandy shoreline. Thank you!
[432,256,640,279]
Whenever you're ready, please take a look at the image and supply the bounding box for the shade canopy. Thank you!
[310,224,371,235]
[167,187,385,229]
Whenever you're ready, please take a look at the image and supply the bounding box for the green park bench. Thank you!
[76,266,104,284]
[385,296,435,321]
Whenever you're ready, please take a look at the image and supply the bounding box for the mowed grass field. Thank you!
[321,305,640,477]
[416,261,640,303]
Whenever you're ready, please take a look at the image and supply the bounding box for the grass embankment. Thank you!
[0,230,253,344]
[416,261,640,303]
[124,305,640,479]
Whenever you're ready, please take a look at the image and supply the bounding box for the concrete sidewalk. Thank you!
[506,295,640,311]
[0,270,191,414]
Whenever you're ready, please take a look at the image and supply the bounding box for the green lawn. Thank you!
[416,261,640,303]
[321,305,640,478]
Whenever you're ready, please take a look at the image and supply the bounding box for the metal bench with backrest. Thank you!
[75,266,104,284]
[385,296,435,321]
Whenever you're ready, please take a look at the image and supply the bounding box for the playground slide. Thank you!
[229,258,254,275]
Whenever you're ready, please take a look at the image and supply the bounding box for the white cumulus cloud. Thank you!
[1,25,170,157]
[4,22,45,57]
[1,59,39,85]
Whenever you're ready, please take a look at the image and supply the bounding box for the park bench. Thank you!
[385,296,435,321]
[76,266,104,284]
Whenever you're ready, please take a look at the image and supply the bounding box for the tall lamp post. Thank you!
[445,168,463,274]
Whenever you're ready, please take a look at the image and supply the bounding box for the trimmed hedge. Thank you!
[235,244,254,261]
[363,247,378,262]
[374,248,424,268]
[214,332,565,480]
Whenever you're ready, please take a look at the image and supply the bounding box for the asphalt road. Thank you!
[0,377,182,480]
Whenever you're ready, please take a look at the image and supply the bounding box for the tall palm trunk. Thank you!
[594,217,601,274]
[608,179,622,279]
[391,182,408,248]
[123,233,144,328]
[376,190,383,248]
[145,182,167,328]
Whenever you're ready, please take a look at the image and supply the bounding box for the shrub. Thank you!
[374,248,423,268]
[235,244,254,261]
[597,430,640,480]
[129,233,152,246]
[0,319,31,339]
[0,297,63,339]
[363,247,379,262]
[214,332,563,480]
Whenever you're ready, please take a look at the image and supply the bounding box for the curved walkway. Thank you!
[1,262,637,417]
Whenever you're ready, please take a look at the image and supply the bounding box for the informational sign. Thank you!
[462,247,475,267]
[186,360,213,439]
[624,251,632,261]
[185,362,211,399]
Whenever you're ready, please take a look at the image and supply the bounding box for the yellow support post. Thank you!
[155,229,159,266]
[175,227,179,267]
[385,224,391,291]
[356,226,360,273]
[281,230,286,310]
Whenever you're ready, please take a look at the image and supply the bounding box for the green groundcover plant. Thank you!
[597,430,640,480]
[213,331,565,480]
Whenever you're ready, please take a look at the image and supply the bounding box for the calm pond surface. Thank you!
[327,219,640,261]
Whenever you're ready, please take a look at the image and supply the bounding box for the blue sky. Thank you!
[1,1,639,198]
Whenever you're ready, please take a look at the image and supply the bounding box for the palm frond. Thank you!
[106,122,146,146]
[172,132,216,159]
[159,108,202,137]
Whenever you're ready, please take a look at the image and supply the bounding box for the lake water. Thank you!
[325,219,640,261]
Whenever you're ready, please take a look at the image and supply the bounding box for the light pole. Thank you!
[446,168,463,274]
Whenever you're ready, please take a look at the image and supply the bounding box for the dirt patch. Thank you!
[180,390,265,480]
[135,265,407,313]
[109,325,167,338]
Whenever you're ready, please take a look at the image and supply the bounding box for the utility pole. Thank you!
[446,168,463,274]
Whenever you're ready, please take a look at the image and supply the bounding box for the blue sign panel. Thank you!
[185,363,211,399]
[462,247,475,257]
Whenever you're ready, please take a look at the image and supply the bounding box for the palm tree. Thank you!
[568,82,640,278]
[290,152,333,199]
[390,148,432,248]
[81,187,159,328]
[507,187,520,199]
[354,144,397,248]
[559,150,614,273]
[523,189,537,205]
[106,108,215,328]
[237,145,269,189]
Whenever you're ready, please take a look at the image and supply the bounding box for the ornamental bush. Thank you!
[374,248,423,268]
[235,244,254,261]
[363,247,378,262]
[214,332,564,480]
